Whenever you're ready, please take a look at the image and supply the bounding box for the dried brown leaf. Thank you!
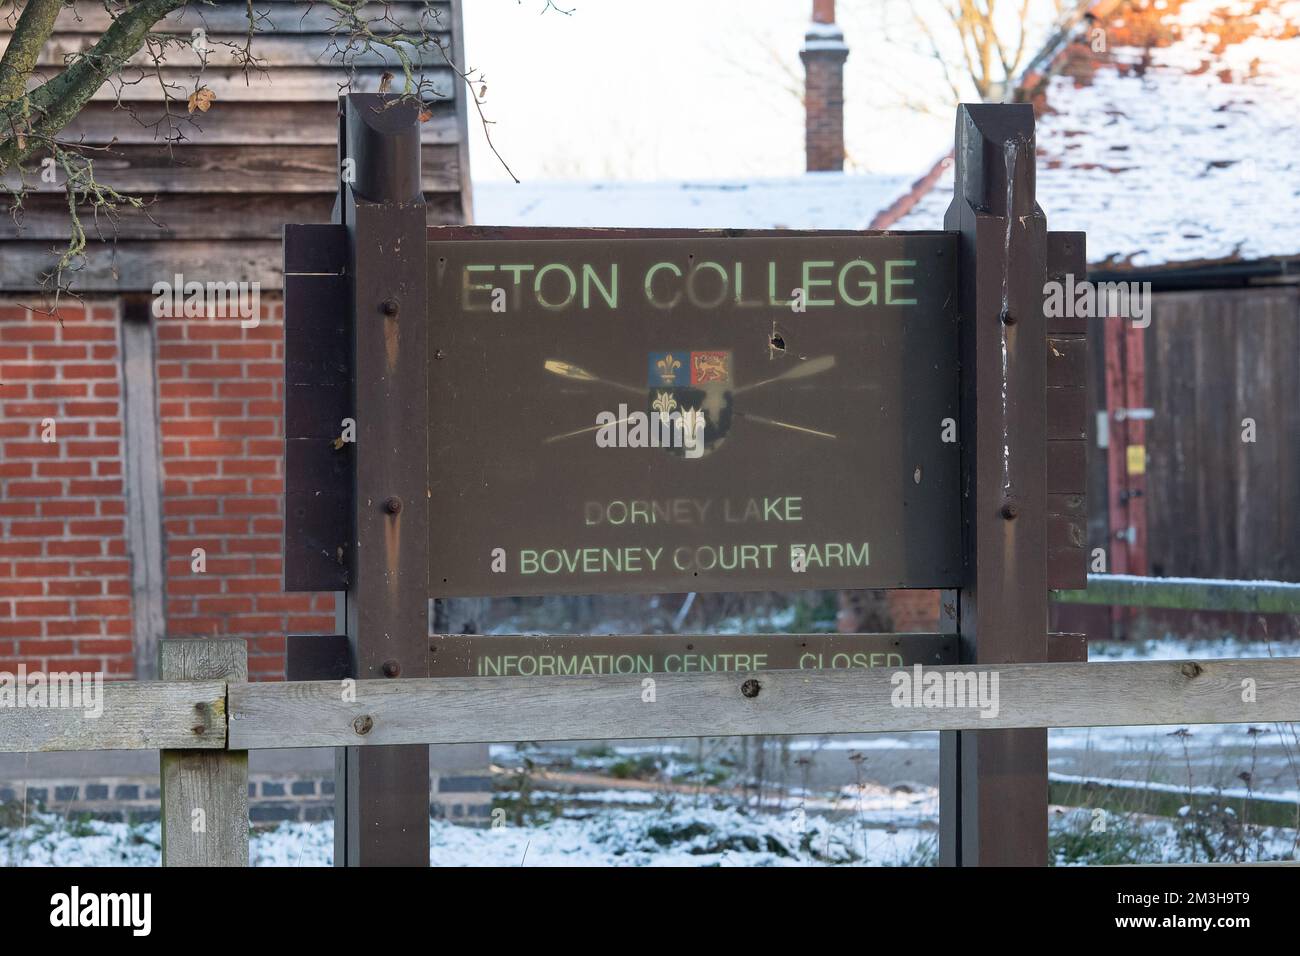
[187,87,216,114]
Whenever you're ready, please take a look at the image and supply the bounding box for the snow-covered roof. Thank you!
[474,173,914,231]
[883,0,1300,271]
[473,1,1296,272]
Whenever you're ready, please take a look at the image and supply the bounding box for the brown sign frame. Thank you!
[282,95,1089,867]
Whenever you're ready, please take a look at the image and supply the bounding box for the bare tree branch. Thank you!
[0,0,188,170]
[0,0,64,105]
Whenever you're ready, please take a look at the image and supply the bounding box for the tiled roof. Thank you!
[883,0,1300,270]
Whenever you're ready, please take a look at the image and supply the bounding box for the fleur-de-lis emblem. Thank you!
[680,406,706,435]
[655,354,681,384]
[652,390,677,419]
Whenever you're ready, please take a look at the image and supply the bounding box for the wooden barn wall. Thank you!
[1143,286,1300,581]
[1052,285,1299,644]
[1082,286,1300,582]
[0,0,470,291]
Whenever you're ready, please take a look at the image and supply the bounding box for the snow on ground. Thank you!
[1050,772,1299,806]
[766,722,1291,759]
[2,815,163,868]
[497,779,938,821]
[1089,635,1300,662]
[1,804,934,868]
[779,718,1293,757]
[1049,807,1300,866]
[6,797,1295,866]
[418,805,931,867]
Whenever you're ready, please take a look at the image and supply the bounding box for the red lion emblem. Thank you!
[691,351,730,385]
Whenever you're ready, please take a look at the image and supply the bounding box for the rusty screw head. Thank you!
[353,714,374,736]
[192,701,209,735]
[382,659,401,678]
[740,679,762,699]
[384,496,403,514]
[1001,501,1019,520]
[380,299,399,316]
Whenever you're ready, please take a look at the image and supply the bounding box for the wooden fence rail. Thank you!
[6,656,1300,754]
[4,642,1300,865]
[226,657,1300,749]
[1053,574,1300,613]
[0,679,226,754]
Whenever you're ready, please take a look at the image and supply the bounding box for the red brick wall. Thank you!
[1,295,332,681]
[835,590,939,633]
[155,294,332,679]
[886,590,939,632]
[0,301,134,677]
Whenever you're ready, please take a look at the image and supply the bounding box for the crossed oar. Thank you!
[541,355,839,442]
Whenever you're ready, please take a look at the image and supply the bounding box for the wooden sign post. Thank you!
[282,95,1088,867]
[941,104,1048,866]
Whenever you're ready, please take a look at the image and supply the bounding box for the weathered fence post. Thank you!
[160,638,249,867]
[940,103,1051,866]
[333,92,432,866]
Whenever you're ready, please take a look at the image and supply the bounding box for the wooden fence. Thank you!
[4,634,1300,866]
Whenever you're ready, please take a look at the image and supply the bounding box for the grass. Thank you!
[1050,810,1167,865]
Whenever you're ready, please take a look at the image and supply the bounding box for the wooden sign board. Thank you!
[427,235,961,597]
[279,98,1088,868]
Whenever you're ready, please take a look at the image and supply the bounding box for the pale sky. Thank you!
[461,0,1065,184]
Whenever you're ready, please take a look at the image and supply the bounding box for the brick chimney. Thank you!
[800,0,849,172]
